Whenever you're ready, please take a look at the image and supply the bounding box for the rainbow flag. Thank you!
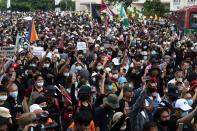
[28,19,38,43]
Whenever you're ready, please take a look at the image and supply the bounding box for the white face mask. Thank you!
[64,73,69,77]
[113,74,119,79]
[10,91,18,98]
[176,78,183,82]
[97,66,103,70]
[0,96,7,101]
[37,82,44,87]
[76,66,82,71]
[44,64,50,68]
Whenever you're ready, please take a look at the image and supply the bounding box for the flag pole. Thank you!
[90,0,93,22]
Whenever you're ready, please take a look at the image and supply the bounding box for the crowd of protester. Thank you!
[0,11,197,131]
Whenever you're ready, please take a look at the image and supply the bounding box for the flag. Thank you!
[100,1,107,11]
[28,19,38,44]
[92,5,101,24]
[7,0,10,9]
[120,3,129,27]
[15,33,21,50]
[100,1,115,20]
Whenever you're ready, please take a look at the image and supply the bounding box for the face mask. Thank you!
[151,50,157,55]
[43,64,50,68]
[30,64,37,67]
[187,99,193,106]
[0,96,7,101]
[160,120,170,126]
[181,111,188,117]
[107,85,113,91]
[176,78,183,82]
[37,82,44,87]
[92,77,96,82]
[97,66,103,71]
[108,52,112,56]
[64,73,69,77]
[10,91,18,98]
[76,66,82,71]
[113,74,119,79]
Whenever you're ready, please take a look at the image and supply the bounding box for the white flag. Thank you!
[7,0,11,9]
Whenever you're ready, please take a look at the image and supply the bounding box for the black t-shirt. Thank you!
[170,115,194,131]
[95,106,114,131]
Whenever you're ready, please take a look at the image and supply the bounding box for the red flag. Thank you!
[100,1,107,11]
[29,19,39,43]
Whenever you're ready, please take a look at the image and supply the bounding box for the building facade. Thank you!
[75,0,101,11]
[170,0,197,11]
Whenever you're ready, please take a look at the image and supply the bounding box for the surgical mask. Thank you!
[113,74,119,79]
[97,66,103,71]
[76,66,82,71]
[10,91,18,98]
[181,111,188,117]
[37,82,44,87]
[108,52,112,56]
[0,96,7,101]
[30,64,36,67]
[63,73,69,77]
[92,77,96,82]
[151,50,157,55]
[44,64,50,68]
[187,99,193,106]
[107,85,113,91]
[176,78,183,82]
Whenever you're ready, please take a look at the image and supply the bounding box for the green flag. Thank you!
[15,33,21,51]
[120,3,129,27]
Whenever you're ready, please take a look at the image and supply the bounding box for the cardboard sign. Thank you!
[0,47,15,57]
[33,47,44,57]
[77,42,87,50]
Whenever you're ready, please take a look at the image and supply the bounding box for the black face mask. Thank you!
[159,120,170,126]
[148,87,157,93]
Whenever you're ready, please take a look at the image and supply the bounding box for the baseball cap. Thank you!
[175,99,192,111]
[112,58,120,66]
[0,107,11,118]
[167,85,179,98]
[29,104,42,112]
[78,85,92,94]
[46,85,58,97]
[79,68,90,80]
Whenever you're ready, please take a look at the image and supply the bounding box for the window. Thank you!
[188,0,196,4]
[190,13,197,28]
[174,0,180,4]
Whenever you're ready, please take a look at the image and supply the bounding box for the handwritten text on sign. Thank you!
[0,47,15,57]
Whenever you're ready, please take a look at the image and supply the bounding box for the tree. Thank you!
[142,0,166,17]
[59,0,75,11]
[107,0,134,10]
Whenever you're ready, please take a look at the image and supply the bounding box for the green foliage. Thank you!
[0,0,55,11]
[142,0,166,17]
[59,0,75,11]
[0,0,7,10]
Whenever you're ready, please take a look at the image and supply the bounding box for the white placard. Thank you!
[0,47,15,57]
[77,42,87,50]
[33,47,44,57]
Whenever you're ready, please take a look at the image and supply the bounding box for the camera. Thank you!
[29,112,58,131]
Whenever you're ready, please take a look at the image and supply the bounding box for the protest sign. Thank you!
[33,47,44,57]
[77,42,87,50]
[0,47,15,57]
